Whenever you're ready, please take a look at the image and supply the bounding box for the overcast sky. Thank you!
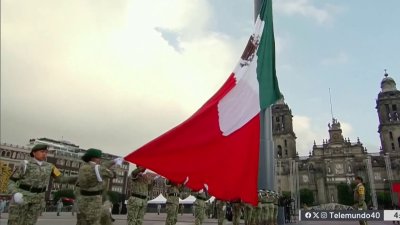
[1,0,399,157]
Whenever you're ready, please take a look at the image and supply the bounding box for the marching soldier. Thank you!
[7,144,78,225]
[259,190,268,225]
[165,180,184,225]
[231,200,242,225]
[354,176,368,225]
[266,191,274,225]
[127,166,154,225]
[272,192,279,225]
[216,199,226,225]
[244,203,253,225]
[194,187,208,225]
[77,148,116,225]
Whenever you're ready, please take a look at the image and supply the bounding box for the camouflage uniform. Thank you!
[252,192,263,225]
[259,191,268,225]
[194,191,208,225]
[165,182,181,225]
[73,184,84,225]
[216,199,226,225]
[127,168,154,225]
[7,158,77,225]
[354,182,368,225]
[243,203,253,225]
[266,191,274,225]
[231,201,242,225]
[77,161,114,225]
[272,193,279,225]
[100,200,113,225]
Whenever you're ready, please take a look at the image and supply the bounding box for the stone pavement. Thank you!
[0,212,397,225]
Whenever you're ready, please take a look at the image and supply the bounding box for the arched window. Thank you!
[392,143,395,150]
[398,137,400,148]
[1,151,5,157]
[390,132,394,140]
[284,139,287,147]
[6,151,11,157]
[277,145,282,158]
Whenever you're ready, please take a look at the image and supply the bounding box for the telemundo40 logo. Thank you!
[300,210,383,221]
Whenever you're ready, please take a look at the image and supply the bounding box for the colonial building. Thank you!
[0,138,130,201]
[274,72,399,210]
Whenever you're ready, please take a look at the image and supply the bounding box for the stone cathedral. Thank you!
[273,72,400,208]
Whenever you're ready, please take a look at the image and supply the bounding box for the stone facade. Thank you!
[274,72,400,209]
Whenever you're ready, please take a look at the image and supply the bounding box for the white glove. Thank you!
[113,157,124,166]
[13,192,24,204]
[183,176,189,185]
[204,183,209,191]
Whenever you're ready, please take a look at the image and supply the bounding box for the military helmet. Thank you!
[81,148,103,162]
[30,144,49,157]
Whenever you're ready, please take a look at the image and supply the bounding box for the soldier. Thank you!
[56,198,63,216]
[165,180,184,225]
[194,187,208,225]
[73,181,85,225]
[7,144,78,225]
[259,190,268,225]
[77,148,116,225]
[127,166,154,225]
[272,192,279,225]
[231,200,242,225]
[266,191,274,225]
[354,176,368,225]
[243,203,253,225]
[100,199,114,225]
[216,199,226,225]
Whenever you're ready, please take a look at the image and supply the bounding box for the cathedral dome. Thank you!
[381,72,397,92]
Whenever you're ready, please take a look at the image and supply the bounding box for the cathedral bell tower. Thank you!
[271,98,297,158]
[376,72,400,154]
[328,118,345,144]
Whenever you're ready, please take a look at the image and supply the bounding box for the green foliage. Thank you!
[337,183,353,205]
[53,189,75,203]
[337,182,372,207]
[300,188,314,206]
[282,191,291,198]
[377,192,392,209]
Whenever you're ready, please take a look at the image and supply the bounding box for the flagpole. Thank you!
[255,0,275,193]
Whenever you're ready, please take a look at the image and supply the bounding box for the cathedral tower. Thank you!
[376,72,400,154]
[272,98,297,158]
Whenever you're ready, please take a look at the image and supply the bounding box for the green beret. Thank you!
[30,144,49,157]
[82,148,103,162]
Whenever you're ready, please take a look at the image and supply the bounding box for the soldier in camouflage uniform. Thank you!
[259,190,268,225]
[354,176,368,225]
[127,166,154,225]
[216,199,226,225]
[194,188,208,225]
[73,181,84,225]
[272,192,279,225]
[165,180,183,225]
[231,201,242,225]
[266,191,274,225]
[100,199,114,225]
[243,203,253,225]
[7,144,78,225]
[77,148,116,225]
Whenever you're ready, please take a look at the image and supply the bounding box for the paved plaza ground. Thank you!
[0,212,397,225]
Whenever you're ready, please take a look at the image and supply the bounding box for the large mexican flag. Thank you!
[124,0,281,205]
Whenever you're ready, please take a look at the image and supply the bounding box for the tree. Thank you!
[337,183,352,205]
[300,188,314,206]
[377,192,392,209]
